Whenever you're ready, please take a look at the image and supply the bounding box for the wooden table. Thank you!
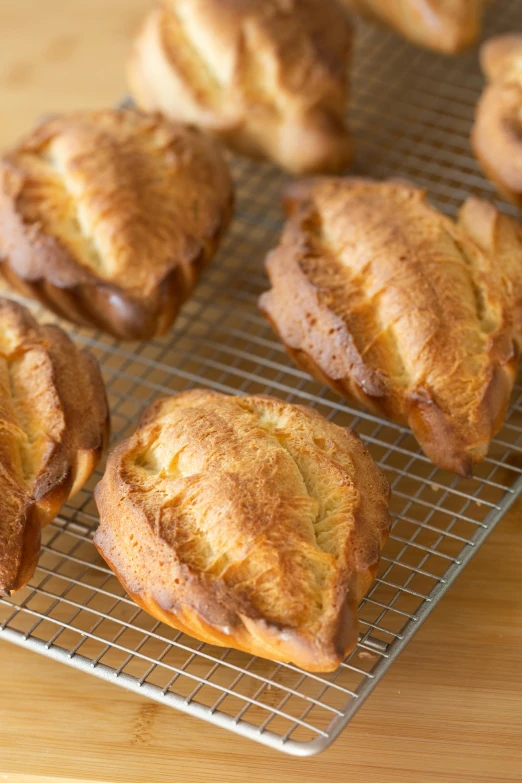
[1,2,522,781]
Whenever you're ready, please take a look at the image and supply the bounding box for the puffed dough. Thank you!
[0,109,233,340]
[128,0,353,175]
[0,298,109,595]
[472,35,522,206]
[341,0,485,54]
[260,178,522,476]
[94,390,390,672]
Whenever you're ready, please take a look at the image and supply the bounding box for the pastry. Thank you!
[458,196,522,337]
[128,0,353,175]
[341,0,485,54]
[259,177,522,476]
[0,109,233,340]
[472,35,522,206]
[94,390,390,672]
[0,297,109,595]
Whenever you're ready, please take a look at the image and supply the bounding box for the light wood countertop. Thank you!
[0,2,521,781]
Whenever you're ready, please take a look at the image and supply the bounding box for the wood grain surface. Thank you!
[0,2,522,782]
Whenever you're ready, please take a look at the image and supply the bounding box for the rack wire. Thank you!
[1,1,522,757]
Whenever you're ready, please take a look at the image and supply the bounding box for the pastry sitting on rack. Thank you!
[0,297,109,596]
[94,390,391,673]
[472,34,522,206]
[0,109,233,340]
[259,177,522,476]
[128,0,353,175]
[340,0,485,54]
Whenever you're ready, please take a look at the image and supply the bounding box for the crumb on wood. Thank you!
[358,650,378,662]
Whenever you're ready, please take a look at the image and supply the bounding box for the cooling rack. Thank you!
[1,0,522,758]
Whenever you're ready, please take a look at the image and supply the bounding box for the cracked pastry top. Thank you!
[340,0,485,54]
[127,0,353,175]
[259,178,522,476]
[472,34,522,206]
[0,109,234,340]
[0,297,109,595]
[94,390,391,672]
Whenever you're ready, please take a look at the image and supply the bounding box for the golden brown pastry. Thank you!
[94,390,390,672]
[0,109,233,340]
[259,178,522,476]
[341,0,485,54]
[458,196,522,337]
[128,0,353,175]
[472,35,522,206]
[0,297,109,595]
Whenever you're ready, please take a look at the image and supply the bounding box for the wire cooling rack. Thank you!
[1,1,522,758]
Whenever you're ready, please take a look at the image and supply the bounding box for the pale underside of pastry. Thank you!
[472,35,522,206]
[94,390,391,672]
[341,0,485,54]
[0,297,109,595]
[259,178,522,476]
[128,0,353,175]
[0,109,233,340]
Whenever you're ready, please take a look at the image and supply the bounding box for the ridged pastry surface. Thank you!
[0,109,233,339]
[128,0,353,174]
[341,0,484,53]
[472,34,522,206]
[94,390,390,672]
[260,178,522,475]
[0,298,109,595]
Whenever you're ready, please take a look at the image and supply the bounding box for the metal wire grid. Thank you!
[1,1,522,758]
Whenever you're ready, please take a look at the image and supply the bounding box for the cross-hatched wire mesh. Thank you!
[1,1,522,757]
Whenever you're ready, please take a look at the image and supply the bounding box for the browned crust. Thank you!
[94,390,390,672]
[341,0,483,54]
[0,109,234,340]
[458,196,522,336]
[0,298,109,594]
[472,35,522,206]
[128,0,353,175]
[259,177,521,476]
